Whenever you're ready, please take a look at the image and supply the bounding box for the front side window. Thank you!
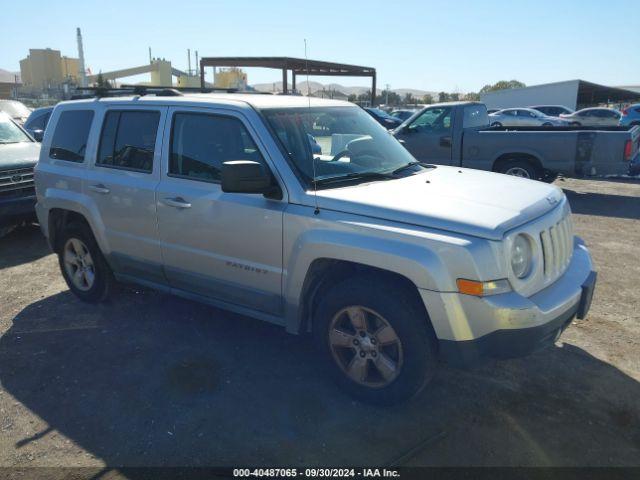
[170,113,265,183]
[97,111,160,172]
[0,113,32,144]
[49,110,94,162]
[263,106,423,186]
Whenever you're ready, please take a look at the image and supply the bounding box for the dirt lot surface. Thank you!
[0,178,639,472]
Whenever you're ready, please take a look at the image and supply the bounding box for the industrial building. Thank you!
[481,79,640,110]
[19,48,80,90]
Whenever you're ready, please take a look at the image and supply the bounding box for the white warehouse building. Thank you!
[481,79,639,111]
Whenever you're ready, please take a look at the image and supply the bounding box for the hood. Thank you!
[0,141,41,170]
[313,166,564,240]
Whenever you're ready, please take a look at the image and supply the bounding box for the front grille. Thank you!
[540,214,573,278]
[0,167,35,199]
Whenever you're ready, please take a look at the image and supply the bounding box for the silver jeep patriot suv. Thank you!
[35,91,596,404]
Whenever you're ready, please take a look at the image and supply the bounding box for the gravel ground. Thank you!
[0,177,638,472]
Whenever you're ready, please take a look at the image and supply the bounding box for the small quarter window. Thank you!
[49,110,94,162]
[97,111,160,173]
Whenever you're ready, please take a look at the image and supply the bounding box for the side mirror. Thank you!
[32,129,44,142]
[221,160,279,197]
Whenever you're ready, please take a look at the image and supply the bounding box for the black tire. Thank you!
[491,122,502,127]
[57,222,114,303]
[313,275,438,405]
[497,159,542,180]
[542,122,553,127]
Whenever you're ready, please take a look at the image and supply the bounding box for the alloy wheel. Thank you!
[328,306,403,388]
[505,166,532,178]
[63,238,96,291]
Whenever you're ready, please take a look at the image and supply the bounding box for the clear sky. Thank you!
[1,0,638,92]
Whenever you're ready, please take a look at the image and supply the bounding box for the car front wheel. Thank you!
[313,275,437,405]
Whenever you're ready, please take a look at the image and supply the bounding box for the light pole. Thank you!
[385,83,390,106]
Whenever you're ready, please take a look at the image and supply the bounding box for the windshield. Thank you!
[0,114,32,144]
[0,100,31,119]
[262,107,421,186]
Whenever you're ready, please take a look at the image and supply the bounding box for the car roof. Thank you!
[55,93,353,111]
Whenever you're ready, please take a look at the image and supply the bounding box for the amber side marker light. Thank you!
[456,278,511,296]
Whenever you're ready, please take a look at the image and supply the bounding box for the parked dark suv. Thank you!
[0,112,40,236]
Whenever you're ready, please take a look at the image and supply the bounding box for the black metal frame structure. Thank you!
[576,80,640,107]
[199,56,377,104]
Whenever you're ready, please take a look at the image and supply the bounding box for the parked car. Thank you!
[529,105,575,117]
[0,112,40,237]
[24,106,54,142]
[560,108,622,127]
[35,93,596,405]
[620,103,640,127]
[394,102,640,179]
[0,100,32,125]
[488,108,570,127]
[390,109,417,121]
[364,107,403,129]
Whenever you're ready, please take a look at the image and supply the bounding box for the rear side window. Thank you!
[462,105,488,128]
[97,111,160,173]
[49,110,94,162]
[169,113,265,183]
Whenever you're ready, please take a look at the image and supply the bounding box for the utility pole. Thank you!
[385,83,390,106]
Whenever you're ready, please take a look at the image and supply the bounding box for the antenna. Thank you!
[304,39,320,216]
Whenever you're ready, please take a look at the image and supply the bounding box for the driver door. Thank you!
[395,106,453,165]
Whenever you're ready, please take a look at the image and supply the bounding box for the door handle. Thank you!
[88,184,110,194]
[162,197,192,209]
[440,136,452,147]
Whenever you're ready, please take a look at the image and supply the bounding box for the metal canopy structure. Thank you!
[482,79,640,110]
[576,80,640,106]
[199,56,377,104]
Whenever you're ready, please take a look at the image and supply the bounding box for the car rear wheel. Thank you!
[498,159,541,180]
[491,122,503,127]
[58,222,114,303]
[313,275,437,405]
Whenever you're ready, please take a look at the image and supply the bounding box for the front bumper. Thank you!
[0,194,37,226]
[420,239,595,368]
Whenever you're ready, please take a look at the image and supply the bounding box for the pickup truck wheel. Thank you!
[313,276,437,405]
[499,159,541,180]
[58,223,114,303]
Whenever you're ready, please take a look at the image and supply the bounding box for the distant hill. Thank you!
[251,80,437,99]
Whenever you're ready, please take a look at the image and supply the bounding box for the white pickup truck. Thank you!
[34,90,596,404]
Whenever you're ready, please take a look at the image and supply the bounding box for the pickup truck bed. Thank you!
[394,102,640,179]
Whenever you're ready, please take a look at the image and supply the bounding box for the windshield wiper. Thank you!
[0,141,21,144]
[390,161,433,175]
[314,171,397,187]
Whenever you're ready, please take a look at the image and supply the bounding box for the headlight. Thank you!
[511,234,532,279]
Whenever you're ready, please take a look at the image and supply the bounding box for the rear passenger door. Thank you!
[86,106,168,284]
[155,107,285,316]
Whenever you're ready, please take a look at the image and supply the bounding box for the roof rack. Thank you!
[71,85,270,100]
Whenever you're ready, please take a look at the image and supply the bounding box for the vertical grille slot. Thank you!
[540,214,573,280]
